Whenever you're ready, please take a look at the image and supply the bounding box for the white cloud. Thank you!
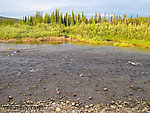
[0,0,150,18]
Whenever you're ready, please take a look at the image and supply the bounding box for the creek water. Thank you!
[0,42,150,54]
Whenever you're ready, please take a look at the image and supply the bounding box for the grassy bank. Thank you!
[0,22,150,48]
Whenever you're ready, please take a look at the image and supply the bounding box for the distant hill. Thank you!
[0,16,19,21]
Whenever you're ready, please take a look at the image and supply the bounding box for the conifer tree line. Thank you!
[0,9,150,26]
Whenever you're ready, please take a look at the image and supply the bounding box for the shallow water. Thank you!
[0,42,150,54]
[0,41,150,105]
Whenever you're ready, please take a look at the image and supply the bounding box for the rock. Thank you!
[103,87,108,91]
[0,87,3,90]
[89,104,94,107]
[8,48,14,50]
[128,98,132,101]
[129,92,133,95]
[147,101,150,106]
[79,73,84,77]
[96,89,99,91]
[128,61,142,66]
[72,102,76,106]
[130,84,133,88]
[73,94,77,97]
[89,97,93,100]
[66,100,70,104]
[75,104,79,107]
[8,95,13,99]
[11,101,15,105]
[56,88,61,94]
[110,105,116,110]
[56,107,61,112]
[85,105,89,108]
[111,101,115,104]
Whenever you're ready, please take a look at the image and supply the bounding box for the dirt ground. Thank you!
[0,44,150,107]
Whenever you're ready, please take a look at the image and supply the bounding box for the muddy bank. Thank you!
[0,44,150,112]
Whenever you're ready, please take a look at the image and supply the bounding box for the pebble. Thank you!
[89,97,93,100]
[8,95,13,99]
[66,100,70,104]
[72,102,76,106]
[85,105,89,108]
[103,87,108,91]
[110,105,116,110]
[56,88,61,94]
[73,94,77,97]
[111,101,115,104]
[79,73,84,77]
[7,48,14,50]
[89,104,94,107]
[75,104,79,107]
[0,99,149,112]
[56,107,61,112]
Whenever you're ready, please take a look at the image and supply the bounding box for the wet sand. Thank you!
[0,44,150,112]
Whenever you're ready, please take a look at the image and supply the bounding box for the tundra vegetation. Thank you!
[0,9,150,48]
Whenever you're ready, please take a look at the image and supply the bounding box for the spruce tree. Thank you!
[110,16,113,24]
[78,13,81,24]
[75,15,79,25]
[44,13,49,23]
[130,14,133,25]
[64,14,67,26]
[95,12,97,24]
[113,13,116,25]
[116,14,118,25]
[51,12,55,25]
[68,15,71,26]
[98,13,101,23]
[59,13,63,25]
[81,11,85,23]
[39,11,43,23]
[30,16,33,25]
[24,16,27,24]
[71,10,75,26]
[65,13,68,27]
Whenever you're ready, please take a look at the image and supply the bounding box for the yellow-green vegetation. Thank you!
[0,9,150,48]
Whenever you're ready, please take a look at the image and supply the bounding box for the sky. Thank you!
[0,0,150,18]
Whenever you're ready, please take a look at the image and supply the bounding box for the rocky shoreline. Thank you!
[0,99,150,112]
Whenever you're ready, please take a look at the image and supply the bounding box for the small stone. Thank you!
[110,105,116,110]
[14,51,17,54]
[8,48,14,50]
[89,97,93,100]
[103,87,108,91]
[56,88,61,94]
[75,104,79,107]
[96,89,99,91]
[111,101,115,104]
[8,95,13,99]
[128,98,132,101]
[11,101,15,105]
[147,101,150,106]
[73,94,77,97]
[89,104,94,107]
[85,105,89,108]
[66,100,70,104]
[56,107,61,112]
[130,84,133,88]
[50,98,55,102]
[72,102,76,106]
[129,92,133,95]
[79,73,84,77]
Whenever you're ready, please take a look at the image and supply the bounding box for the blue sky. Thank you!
[0,0,150,18]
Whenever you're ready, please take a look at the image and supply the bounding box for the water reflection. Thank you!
[0,42,150,54]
